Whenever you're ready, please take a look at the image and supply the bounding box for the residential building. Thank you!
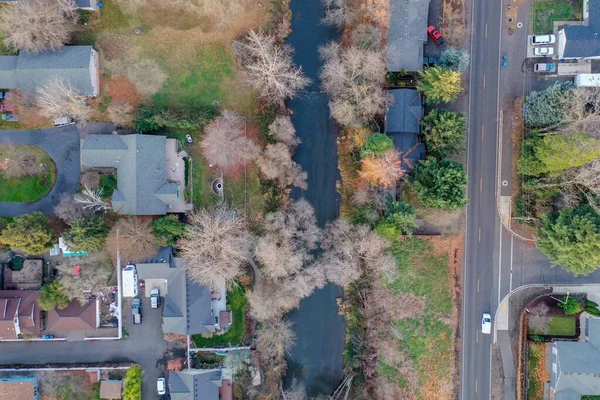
[387,0,431,71]
[551,316,600,399]
[0,290,41,340]
[99,380,123,400]
[136,247,227,335]
[0,377,38,400]
[168,369,232,400]
[557,0,600,59]
[81,134,192,215]
[0,0,97,10]
[0,46,99,96]
[46,299,99,332]
[385,89,426,170]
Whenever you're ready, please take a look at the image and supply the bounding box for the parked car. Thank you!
[43,334,55,340]
[157,377,166,395]
[534,47,554,56]
[132,298,142,325]
[2,112,18,122]
[151,288,161,309]
[427,25,445,46]
[531,34,556,45]
[186,134,193,143]
[534,63,557,73]
[481,312,492,334]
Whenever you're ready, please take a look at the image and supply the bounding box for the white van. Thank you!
[122,264,138,298]
[531,34,556,45]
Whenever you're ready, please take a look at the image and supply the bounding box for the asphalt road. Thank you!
[460,0,503,397]
[0,126,80,217]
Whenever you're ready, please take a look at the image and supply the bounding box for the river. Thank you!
[284,0,345,396]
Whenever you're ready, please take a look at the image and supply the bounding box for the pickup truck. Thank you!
[534,63,556,73]
[151,288,161,309]
[132,298,142,324]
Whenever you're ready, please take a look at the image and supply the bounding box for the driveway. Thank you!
[0,126,80,217]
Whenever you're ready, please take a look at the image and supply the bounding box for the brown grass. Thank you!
[106,76,142,106]
[442,0,467,46]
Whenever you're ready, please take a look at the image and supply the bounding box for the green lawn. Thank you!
[191,285,248,347]
[0,146,56,202]
[385,237,454,394]
[533,0,582,34]
[529,315,577,336]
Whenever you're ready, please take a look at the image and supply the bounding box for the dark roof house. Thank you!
[0,46,99,96]
[46,300,98,332]
[385,89,426,170]
[136,248,218,335]
[551,316,600,399]
[169,370,230,400]
[0,290,41,339]
[387,0,431,71]
[81,134,182,215]
[0,0,97,9]
[558,0,600,58]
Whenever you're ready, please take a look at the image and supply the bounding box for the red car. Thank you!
[427,25,445,46]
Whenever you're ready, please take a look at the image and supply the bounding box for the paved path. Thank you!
[0,126,80,217]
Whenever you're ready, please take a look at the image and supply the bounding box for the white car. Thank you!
[481,313,492,335]
[185,134,193,143]
[531,34,556,45]
[157,377,166,395]
[534,47,554,56]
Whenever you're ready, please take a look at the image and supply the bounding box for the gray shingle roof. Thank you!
[136,249,215,335]
[169,370,221,400]
[0,0,96,8]
[387,0,431,71]
[0,46,97,95]
[81,134,181,215]
[563,0,600,58]
[386,89,423,134]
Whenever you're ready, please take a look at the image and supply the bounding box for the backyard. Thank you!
[527,342,549,400]
[533,0,583,34]
[528,315,577,337]
[0,145,56,202]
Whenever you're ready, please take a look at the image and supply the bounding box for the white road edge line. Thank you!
[489,344,493,400]
[510,234,514,292]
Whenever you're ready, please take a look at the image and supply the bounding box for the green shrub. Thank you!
[586,306,600,317]
[586,299,599,308]
[558,296,582,315]
[38,281,69,311]
[529,335,545,342]
[152,215,186,246]
[360,133,394,158]
[123,366,142,400]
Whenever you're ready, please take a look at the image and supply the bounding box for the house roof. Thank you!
[555,388,584,400]
[169,370,222,400]
[137,248,215,335]
[387,0,431,71]
[81,134,180,215]
[219,311,231,329]
[563,0,600,58]
[0,0,96,8]
[0,377,36,400]
[0,298,19,339]
[386,89,423,134]
[46,300,97,332]
[99,380,123,399]
[0,46,97,95]
[0,290,41,337]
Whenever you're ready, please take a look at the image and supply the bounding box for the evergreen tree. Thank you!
[421,109,467,158]
[152,215,186,246]
[375,197,418,239]
[438,47,470,72]
[38,281,69,311]
[360,133,394,158]
[417,66,462,104]
[64,216,109,253]
[0,212,54,254]
[122,366,142,400]
[522,81,574,129]
[410,157,468,210]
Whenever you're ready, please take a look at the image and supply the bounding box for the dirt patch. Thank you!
[492,344,506,400]
[442,0,467,46]
[97,34,138,61]
[418,207,465,235]
[106,76,142,107]
[80,170,101,188]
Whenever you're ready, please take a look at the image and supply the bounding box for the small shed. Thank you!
[99,380,123,400]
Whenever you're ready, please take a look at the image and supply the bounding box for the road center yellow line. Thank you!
[476,330,479,343]
[479,227,481,242]
[481,125,485,141]
[483,74,486,90]
[477,279,480,293]
[475,380,478,392]
[480,177,483,192]
[485,23,488,38]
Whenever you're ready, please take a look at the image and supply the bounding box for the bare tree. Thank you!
[320,42,387,127]
[256,318,296,362]
[268,115,301,148]
[178,207,254,289]
[105,217,158,263]
[107,102,135,127]
[223,349,251,377]
[56,255,113,305]
[258,143,308,189]
[54,193,92,223]
[0,0,78,53]
[0,142,42,178]
[255,199,321,279]
[359,149,405,188]
[201,111,258,172]
[559,87,600,138]
[282,378,307,400]
[36,77,91,122]
[234,30,310,102]
[322,0,355,28]
[74,186,110,213]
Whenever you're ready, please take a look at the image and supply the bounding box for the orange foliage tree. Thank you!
[359,149,404,187]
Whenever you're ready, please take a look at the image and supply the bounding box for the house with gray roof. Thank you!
[551,316,600,399]
[558,0,600,59]
[81,134,191,216]
[387,0,431,71]
[385,89,425,170]
[0,46,99,96]
[136,247,226,335]
[169,369,232,400]
[0,0,97,10]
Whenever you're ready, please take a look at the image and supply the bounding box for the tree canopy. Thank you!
[360,133,394,158]
[122,366,142,400]
[375,197,418,240]
[536,205,600,275]
[438,47,470,72]
[64,216,109,253]
[0,212,54,254]
[152,215,186,246]
[38,281,69,311]
[523,81,574,129]
[417,66,462,104]
[421,109,467,158]
[410,157,468,210]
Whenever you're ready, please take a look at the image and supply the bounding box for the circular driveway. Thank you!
[0,125,80,217]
